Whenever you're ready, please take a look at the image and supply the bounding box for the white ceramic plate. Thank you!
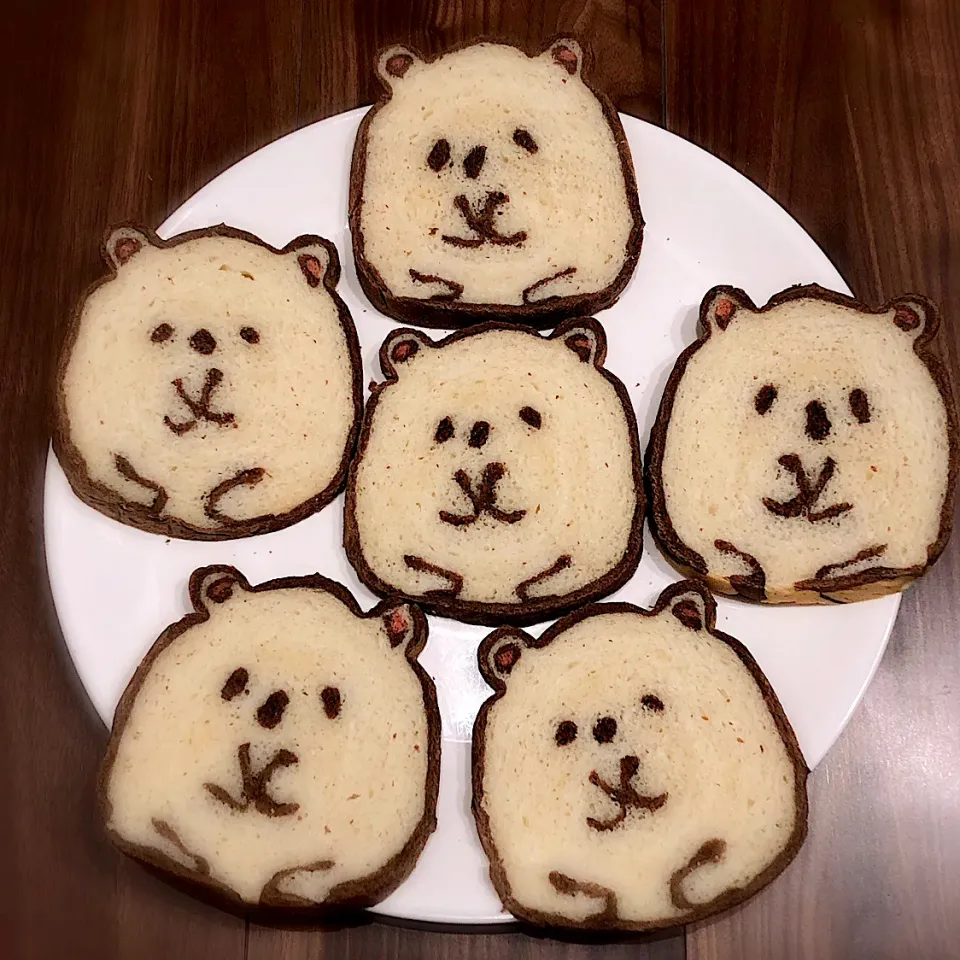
[44,108,899,925]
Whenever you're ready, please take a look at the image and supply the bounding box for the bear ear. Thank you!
[289,242,334,289]
[479,628,531,686]
[700,286,754,333]
[554,319,607,366]
[544,38,584,78]
[378,601,426,656]
[657,580,717,633]
[377,45,423,87]
[189,565,251,614]
[886,296,937,339]
[380,328,435,378]
[104,226,153,271]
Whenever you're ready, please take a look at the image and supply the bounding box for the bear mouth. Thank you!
[762,454,854,523]
[441,192,527,249]
[586,755,668,832]
[203,742,300,818]
[439,462,526,527]
[164,367,236,435]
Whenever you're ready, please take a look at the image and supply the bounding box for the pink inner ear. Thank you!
[206,577,235,604]
[493,641,522,674]
[390,338,420,364]
[714,297,737,330]
[385,53,414,78]
[383,608,409,648]
[894,305,921,331]
[113,237,142,265]
[671,599,703,631]
[564,333,593,362]
[552,45,579,75]
[298,254,323,287]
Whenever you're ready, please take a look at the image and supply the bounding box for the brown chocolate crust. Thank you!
[348,36,644,330]
[98,565,440,917]
[645,283,960,604]
[471,579,809,932]
[343,317,646,627]
[52,223,364,541]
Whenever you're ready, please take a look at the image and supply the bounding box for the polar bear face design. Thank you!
[648,285,958,603]
[350,39,643,328]
[473,581,807,931]
[55,226,362,540]
[344,319,644,626]
[100,566,439,911]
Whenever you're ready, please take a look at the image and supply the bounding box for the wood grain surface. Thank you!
[0,1,957,958]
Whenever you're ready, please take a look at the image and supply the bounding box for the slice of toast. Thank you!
[54,225,362,540]
[349,37,643,328]
[100,565,439,914]
[473,580,808,932]
[344,318,645,626]
[646,284,958,603]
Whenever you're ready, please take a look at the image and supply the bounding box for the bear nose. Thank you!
[189,328,217,355]
[469,420,490,448]
[255,690,289,730]
[463,144,486,179]
[593,717,617,744]
[805,399,831,441]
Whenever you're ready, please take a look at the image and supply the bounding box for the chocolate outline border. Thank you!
[97,564,441,917]
[645,283,959,604]
[471,578,809,932]
[348,36,645,330]
[52,224,364,541]
[342,316,646,627]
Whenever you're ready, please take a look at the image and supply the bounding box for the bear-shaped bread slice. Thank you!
[647,284,958,604]
[350,38,643,329]
[344,318,644,626]
[100,565,439,913]
[472,580,808,932]
[54,225,362,540]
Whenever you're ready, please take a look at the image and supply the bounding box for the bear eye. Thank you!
[240,326,260,344]
[754,384,777,415]
[435,417,454,443]
[513,128,538,153]
[320,686,341,719]
[849,388,871,424]
[150,323,173,343]
[555,720,578,746]
[220,667,249,701]
[519,406,542,429]
[427,138,451,172]
[641,694,665,713]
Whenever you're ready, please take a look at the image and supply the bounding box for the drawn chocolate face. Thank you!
[203,666,344,819]
[552,694,670,832]
[431,408,544,527]
[750,379,875,523]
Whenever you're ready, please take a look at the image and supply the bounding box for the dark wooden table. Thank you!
[2,2,958,958]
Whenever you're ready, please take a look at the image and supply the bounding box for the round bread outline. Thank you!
[471,579,809,932]
[348,36,644,329]
[53,224,364,541]
[98,564,441,916]
[645,283,959,604]
[343,317,646,627]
